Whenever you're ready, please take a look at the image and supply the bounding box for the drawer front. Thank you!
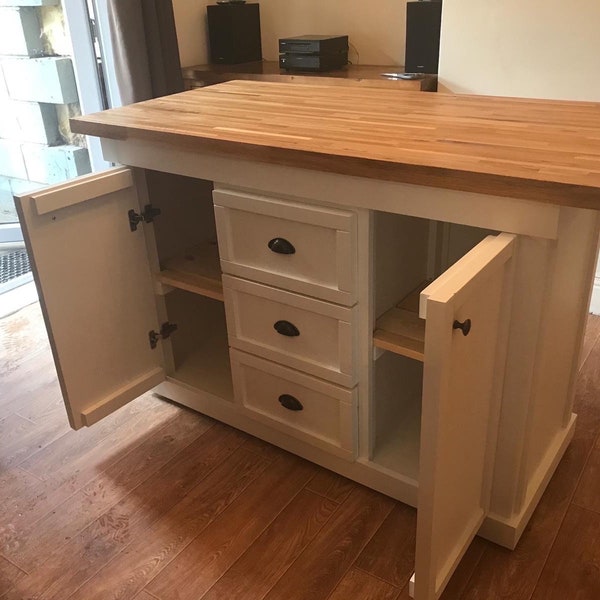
[223,275,356,387]
[230,349,357,459]
[214,188,356,306]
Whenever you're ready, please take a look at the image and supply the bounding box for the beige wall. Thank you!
[172,0,408,67]
[438,0,600,101]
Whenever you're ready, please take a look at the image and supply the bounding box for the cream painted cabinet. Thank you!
[15,164,575,600]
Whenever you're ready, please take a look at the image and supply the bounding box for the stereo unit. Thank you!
[207,3,262,64]
[279,35,349,56]
[404,1,442,74]
[279,53,348,72]
[278,35,348,72]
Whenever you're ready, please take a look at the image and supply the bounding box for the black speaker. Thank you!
[404,1,442,74]
[207,3,262,64]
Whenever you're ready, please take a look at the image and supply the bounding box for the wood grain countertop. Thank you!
[71,80,600,209]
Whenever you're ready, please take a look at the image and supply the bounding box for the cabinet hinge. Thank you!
[149,322,178,349]
[129,204,161,231]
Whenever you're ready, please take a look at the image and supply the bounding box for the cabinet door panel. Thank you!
[415,233,515,600]
[16,168,164,429]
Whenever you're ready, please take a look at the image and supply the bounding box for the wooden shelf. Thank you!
[156,243,223,302]
[373,282,430,361]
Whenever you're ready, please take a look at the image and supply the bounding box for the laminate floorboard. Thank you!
[68,447,271,600]
[2,304,600,600]
[531,504,600,600]
[147,456,319,600]
[0,555,25,599]
[200,489,338,600]
[134,592,158,600]
[5,409,212,572]
[263,486,395,600]
[327,568,399,600]
[304,468,358,504]
[354,503,416,588]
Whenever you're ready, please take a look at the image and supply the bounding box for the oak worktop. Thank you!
[71,80,600,209]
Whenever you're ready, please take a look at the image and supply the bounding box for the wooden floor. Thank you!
[1,302,600,600]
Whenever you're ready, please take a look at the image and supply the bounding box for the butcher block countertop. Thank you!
[70,80,600,209]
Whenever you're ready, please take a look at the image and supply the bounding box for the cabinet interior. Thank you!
[163,289,233,401]
[147,170,223,301]
[146,171,232,401]
[370,211,497,479]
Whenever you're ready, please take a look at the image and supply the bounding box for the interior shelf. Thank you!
[156,242,223,302]
[373,281,430,362]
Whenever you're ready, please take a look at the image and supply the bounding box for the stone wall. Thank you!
[0,0,91,224]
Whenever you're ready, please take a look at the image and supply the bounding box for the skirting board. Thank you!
[478,413,577,549]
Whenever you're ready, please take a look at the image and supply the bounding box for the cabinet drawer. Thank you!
[223,275,357,387]
[230,349,357,459]
[214,188,357,305]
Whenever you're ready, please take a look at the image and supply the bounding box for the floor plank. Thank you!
[0,363,59,422]
[200,489,338,600]
[572,435,600,514]
[1,398,188,562]
[0,410,70,472]
[18,394,178,479]
[4,409,213,572]
[531,505,600,600]
[3,301,600,600]
[354,503,416,588]
[0,303,49,376]
[135,592,159,600]
[456,334,600,600]
[0,555,25,599]
[147,456,320,600]
[263,486,395,600]
[327,568,399,600]
[65,447,271,600]
[4,425,249,600]
[304,468,358,504]
[438,537,487,600]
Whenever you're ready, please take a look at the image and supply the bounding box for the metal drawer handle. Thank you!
[268,237,296,255]
[278,394,303,411]
[453,319,472,336]
[274,320,300,337]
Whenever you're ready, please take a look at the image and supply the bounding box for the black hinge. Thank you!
[149,322,178,349]
[129,204,161,231]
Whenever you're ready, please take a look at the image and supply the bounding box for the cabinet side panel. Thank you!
[521,207,600,505]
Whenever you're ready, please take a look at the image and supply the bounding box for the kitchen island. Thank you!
[17,81,600,600]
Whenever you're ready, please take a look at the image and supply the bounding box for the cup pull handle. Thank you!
[278,394,303,411]
[274,320,300,337]
[268,238,296,255]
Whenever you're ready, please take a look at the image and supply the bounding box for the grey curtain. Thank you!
[108,0,184,105]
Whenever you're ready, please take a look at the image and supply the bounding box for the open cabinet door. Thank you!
[413,233,515,600]
[16,168,165,429]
